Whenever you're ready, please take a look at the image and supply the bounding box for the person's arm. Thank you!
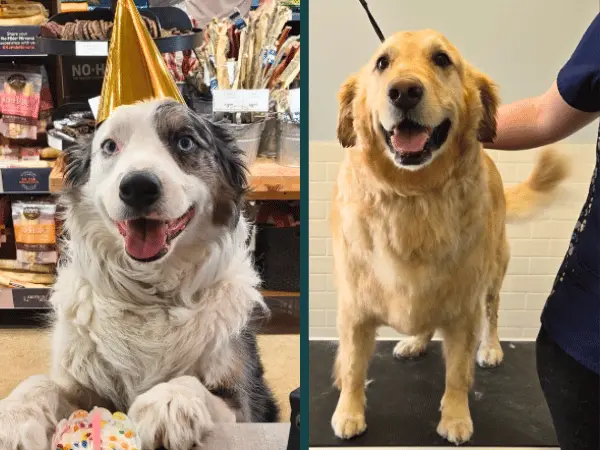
[486,82,600,150]
[487,13,600,151]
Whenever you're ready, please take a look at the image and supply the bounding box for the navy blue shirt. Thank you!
[541,13,600,374]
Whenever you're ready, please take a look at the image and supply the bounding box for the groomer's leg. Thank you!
[0,375,79,450]
[536,326,599,450]
[128,376,236,450]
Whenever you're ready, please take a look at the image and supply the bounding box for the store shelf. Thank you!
[38,31,203,56]
[39,7,203,56]
[258,310,299,335]
[0,287,51,309]
[51,159,300,200]
[248,160,300,200]
[261,290,299,298]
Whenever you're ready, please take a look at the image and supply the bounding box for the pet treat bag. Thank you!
[12,200,57,264]
[37,65,54,134]
[0,66,42,139]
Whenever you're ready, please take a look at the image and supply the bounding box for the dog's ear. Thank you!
[472,69,500,143]
[63,138,92,188]
[206,120,248,228]
[337,74,359,148]
[207,120,249,198]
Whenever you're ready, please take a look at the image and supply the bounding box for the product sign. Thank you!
[62,57,105,101]
[0,26,41,55]
[212,89,270,113]
[1,168,51,193]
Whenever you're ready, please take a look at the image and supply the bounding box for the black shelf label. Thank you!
[0,26,41,55]
[12,288,50,308]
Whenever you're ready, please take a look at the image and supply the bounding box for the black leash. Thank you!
[358,0,385,42]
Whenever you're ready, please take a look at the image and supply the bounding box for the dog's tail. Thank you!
[505,147,570,222]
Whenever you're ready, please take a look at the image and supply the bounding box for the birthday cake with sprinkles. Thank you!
[52,407,140,450]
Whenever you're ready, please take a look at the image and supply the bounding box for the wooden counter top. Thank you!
[50,159,300,201]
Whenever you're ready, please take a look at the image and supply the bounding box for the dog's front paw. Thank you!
[436,415,473,445]
[129,380,214,450]
[476,343,504,368]
[331,402,366,440]
[0,401,54,450]
[393,337,429,359]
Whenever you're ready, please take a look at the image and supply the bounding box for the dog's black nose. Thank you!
[119,171,162,210]
[388,80,424,110]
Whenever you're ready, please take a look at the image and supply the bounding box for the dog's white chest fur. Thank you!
[50,235,261,411]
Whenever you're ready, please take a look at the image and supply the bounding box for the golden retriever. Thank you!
[330,30,569,445]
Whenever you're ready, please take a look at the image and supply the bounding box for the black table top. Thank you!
[309,340,558,447]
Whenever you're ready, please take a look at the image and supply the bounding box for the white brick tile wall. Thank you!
[309,142,596,339]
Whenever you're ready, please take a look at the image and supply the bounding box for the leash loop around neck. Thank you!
[358,0,386,42]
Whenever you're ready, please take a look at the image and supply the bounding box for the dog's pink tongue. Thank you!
[391,128,429,153]
[124,219,167,260]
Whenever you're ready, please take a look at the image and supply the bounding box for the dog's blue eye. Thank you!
[101,139,118,154]
[177,136,196,152]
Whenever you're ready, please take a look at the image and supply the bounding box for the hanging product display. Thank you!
[187,1,299,94]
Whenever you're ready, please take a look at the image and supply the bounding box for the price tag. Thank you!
[212,89,269,113]
[75,41,108,56]
[266,48,277,65]
[289,88,300,121]
[244,89,269,112]
[88,96,100,120]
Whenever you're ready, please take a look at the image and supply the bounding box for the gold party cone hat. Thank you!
[97,0,184,124]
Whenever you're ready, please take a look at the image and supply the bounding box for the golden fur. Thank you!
[330,30,569,444]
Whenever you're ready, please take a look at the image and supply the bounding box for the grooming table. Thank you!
[309,340,559,449]
[202,423,290,449]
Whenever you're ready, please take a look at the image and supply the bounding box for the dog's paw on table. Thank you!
[331,408,367,440]
[436,416,474,445]
[0,401,55,450]
[129,381,215,450]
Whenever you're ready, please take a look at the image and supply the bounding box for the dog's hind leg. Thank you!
[393,331,434,359]
[477,240,508,368]
[331,312,376,440]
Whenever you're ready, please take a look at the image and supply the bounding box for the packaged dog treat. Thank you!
[0,270,54,287]
[19,146,41,161]
[0,195,9,247]
[0,272,47,288]
[0,141,18,160]
[38,66,54,134]
[0,66,42,139]
[12,200,57,264]
[0,259,55,273]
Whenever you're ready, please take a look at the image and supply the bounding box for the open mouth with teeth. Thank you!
[116,206,195,262]
[382,118,452,166]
